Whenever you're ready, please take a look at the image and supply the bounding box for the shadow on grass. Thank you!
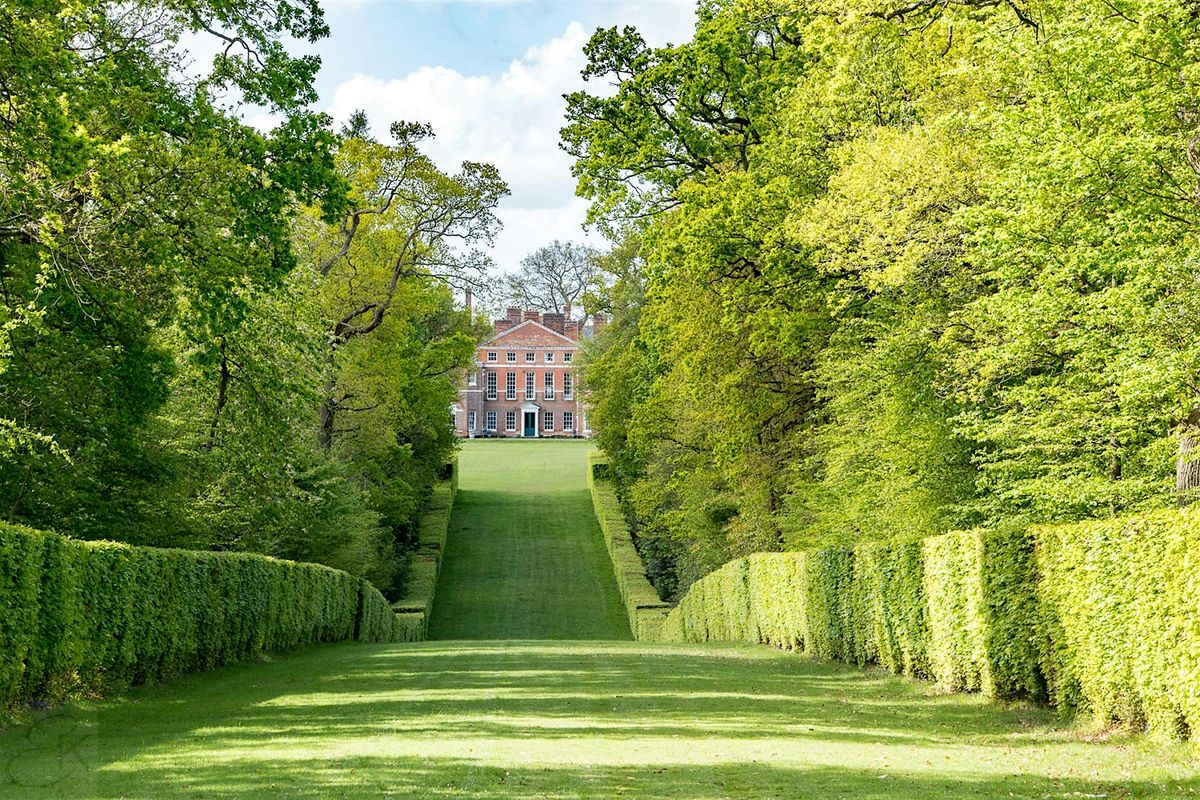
[1,641,1195,799]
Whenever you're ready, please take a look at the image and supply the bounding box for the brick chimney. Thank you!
[592,313,607,335]
[493,319,514,334]
[564,303,573,319]
[524,309,541,323]
[543,313,565,334]
[506,307,522,325]
[564,320,580,340]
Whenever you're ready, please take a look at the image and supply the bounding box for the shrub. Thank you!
[394,555,439,616]
[593,448,1200,740]
[922,531,990,693]
[803,546,857,662]
[588,452,672,639]
[921,529,1044,699]
[1035,509,1200,738]
[746,552,806,650]
[389,461,458,637]
[0,522,411,716]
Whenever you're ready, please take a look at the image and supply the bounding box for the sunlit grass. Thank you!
[1,640,1196,799]
[427,440,631,640]
[1,442,1195,798]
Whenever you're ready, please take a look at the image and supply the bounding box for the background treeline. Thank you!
[0,1,502,596]
[567,0,1200,598]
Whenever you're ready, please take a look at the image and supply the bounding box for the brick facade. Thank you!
[453,308,593,438]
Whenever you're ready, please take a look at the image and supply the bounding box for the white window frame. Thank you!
[486,372,497,400]
[524,371,535,400]
[487,351,497,362]
[506,351,516,363]
[486,411,497,431]
[563,352,573,363]
[543,411,554,431]
[505,372,517,401]
[468,411,476,431]
[545,352,555,363]
[563,372,573,400]
[505,411,516,431]
[525,351,535,363]
[544,371,554,400]
[563,411,573,431]
[467,372,477,387]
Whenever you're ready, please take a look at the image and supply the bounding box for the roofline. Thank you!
[480,319,578,347]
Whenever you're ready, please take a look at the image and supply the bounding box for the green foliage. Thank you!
[588,452,672,639]
[921,532,990,693]
[860,540,928,679]
[569,0,1200,591]
[744,552,807,651]
[0,15,478,594]
[388,470,458,640]
[1035,509,1200,739]
[0,521,412,716]
[653,501,1200,739]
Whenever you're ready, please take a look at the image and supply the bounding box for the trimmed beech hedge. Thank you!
[1035,510,1200,738]
[0,523,411,716]
[656,506,1200,740]
[2,460,459,715]
[588,452,672,639]
[390,465,458,639]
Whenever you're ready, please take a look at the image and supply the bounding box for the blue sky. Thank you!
[311,1,647,89]
[296,0,696,278]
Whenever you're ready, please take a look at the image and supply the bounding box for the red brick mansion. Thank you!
[453,308,600,438]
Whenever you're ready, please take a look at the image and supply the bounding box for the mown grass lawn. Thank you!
[1,439,1196,798]
[1,640,1196,799]
[427,439,630,640]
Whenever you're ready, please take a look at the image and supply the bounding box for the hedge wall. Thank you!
[1035,509,1200,738]
[652,506,1200,740]
[588,452,673,639]
[1,459,460,716]
[390,465,458,639]
[0,523,412,716]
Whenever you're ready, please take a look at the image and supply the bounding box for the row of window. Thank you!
[466,410,575,432]
[486,351,573,364]
[481,371,572,401]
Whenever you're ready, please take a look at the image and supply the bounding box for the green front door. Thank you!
[523,411,536,437]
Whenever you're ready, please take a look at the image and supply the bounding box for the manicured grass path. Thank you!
[1,441,1196,798]
[427,440,630,640]
[1,641,1195,798]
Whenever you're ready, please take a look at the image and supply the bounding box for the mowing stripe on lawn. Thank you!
[426,440,631,641]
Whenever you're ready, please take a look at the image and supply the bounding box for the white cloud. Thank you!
[324,3,694,276]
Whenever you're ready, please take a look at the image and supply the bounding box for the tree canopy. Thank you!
[0,0,493,596]
[570,0,1200,597]
[501,240,599,316]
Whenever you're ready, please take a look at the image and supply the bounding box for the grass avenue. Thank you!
[1,441,1194,799]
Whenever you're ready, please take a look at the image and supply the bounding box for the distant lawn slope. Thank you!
[426,440,630,641]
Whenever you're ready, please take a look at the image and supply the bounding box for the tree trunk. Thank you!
[317,392,336,451]
[204,339,230,452]
[317,355,338,451]
[1177,408,1200,507]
